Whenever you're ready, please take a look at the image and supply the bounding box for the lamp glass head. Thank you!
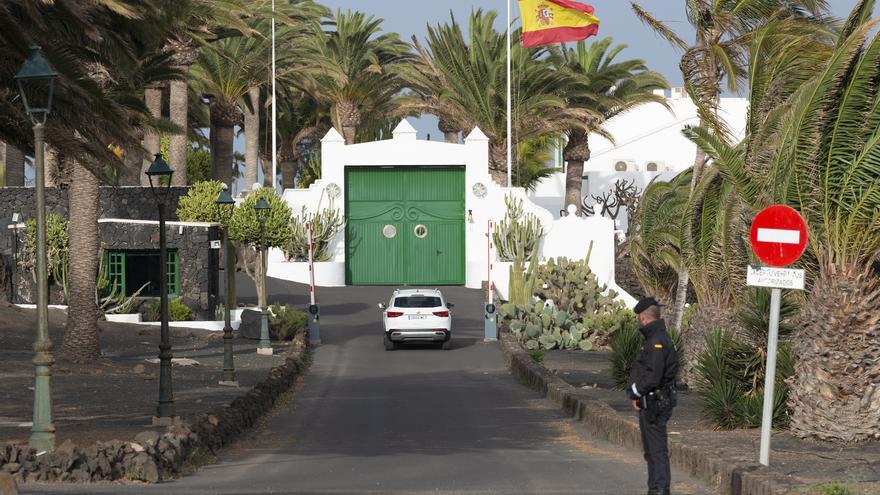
[145,153,173,196]
[15,45,57,117]
[254,198,270,221]
[215,189,235,206]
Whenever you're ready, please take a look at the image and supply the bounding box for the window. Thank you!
[105,250,180,298]
[394,296,442,308]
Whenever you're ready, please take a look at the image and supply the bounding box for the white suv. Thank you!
[379,289,453,350]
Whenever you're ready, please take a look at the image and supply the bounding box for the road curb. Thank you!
[499,331,800,495]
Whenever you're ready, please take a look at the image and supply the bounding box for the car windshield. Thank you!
[394,296,442,308]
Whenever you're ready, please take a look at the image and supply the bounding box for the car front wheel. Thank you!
[441,339,451,350]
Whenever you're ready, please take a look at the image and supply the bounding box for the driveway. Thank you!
[24,281,715,494]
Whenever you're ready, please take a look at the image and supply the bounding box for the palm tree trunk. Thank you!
[489,143,508,186]
[336,100,361,145]
[119,140,143,186]
[45,145,60,188]
[5,144,25,187]
[280,160,296,189]
[168,76,189,186]
[260,152,272,188]
[438,118,459,144]
[244,86,260,191]
[0,142,5,187]
[212,122,235,190]
[62,159,101,363]
[143,86,163,186]
[564,160,586,216]
[563,131,591,216]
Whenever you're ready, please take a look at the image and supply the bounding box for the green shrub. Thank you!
[21,213,69,300]
[176,180,229,224]
[529,349,544,363]
[269,303,307,340]
[694,289,797,430]
[214,303,226,321]
[146,298,193,322]
[296,154,321,189]
[609,318,684,390]
[186,147,212,184]
[807,484,854,495]
[228,188,292,248]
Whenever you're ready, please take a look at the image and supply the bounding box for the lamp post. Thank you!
[254,198,272,355]
[216,188,238,385]
[146,153,178,426]
[15,44,57,453]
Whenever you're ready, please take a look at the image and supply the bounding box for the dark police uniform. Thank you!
[628,298,678,495]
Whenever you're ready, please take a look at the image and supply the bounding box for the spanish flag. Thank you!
[519,0,600,48]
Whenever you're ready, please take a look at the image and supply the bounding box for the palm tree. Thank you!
[299,10,411,145]
[398,10,597,186]
[0,0,186,362]
[558,38,669,214]
[685,3,879,441]
[630,0,832,333]
[155,0,253,185]
[192,35,270,189]
[190,1,325,191]
[272,89,331,189]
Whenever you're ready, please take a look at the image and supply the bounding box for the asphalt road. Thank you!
[24,282,715,495]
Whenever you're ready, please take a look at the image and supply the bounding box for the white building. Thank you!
[269,120,633,306]
[529,89,749,227]
[266,90,747,307]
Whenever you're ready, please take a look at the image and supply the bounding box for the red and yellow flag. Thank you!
[519,0,600,48]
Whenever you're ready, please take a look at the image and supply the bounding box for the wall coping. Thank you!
[7,219,218,230]
[99,218,219,228]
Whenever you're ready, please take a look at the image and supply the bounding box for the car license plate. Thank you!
[408,315,427,320]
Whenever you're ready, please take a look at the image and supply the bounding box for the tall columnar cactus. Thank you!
[286,206,346,261]
[493,194,545,261]
[508,243,540,307]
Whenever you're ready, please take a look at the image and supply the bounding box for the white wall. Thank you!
[270,119,633,307]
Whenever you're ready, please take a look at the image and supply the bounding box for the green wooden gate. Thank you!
[345,167,465,285]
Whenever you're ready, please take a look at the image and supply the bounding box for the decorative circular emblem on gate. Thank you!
[472,182,488,199]
[382,225,397,239]
[326,182,341,199]
[414,224,428,239]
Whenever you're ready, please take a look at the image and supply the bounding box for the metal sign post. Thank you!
[748,205,808,467]
[306,222,321,345]
[759,287,782,466]
[484,220,497,341]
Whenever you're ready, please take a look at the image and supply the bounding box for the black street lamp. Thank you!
[15,44,57,453]
[254,198,272,355]
[145,153,178,426]
[215,188,238,385]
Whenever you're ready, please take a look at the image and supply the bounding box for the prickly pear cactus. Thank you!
[507,301,603,351]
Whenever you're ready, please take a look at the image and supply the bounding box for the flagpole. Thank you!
[271,0,278,192]
[506,0,512,188]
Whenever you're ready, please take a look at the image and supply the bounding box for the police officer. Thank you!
[628,297,678,495]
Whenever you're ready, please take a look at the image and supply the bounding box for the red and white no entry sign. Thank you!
[749,205,808,267]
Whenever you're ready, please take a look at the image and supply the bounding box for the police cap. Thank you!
[633,297,662,315]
